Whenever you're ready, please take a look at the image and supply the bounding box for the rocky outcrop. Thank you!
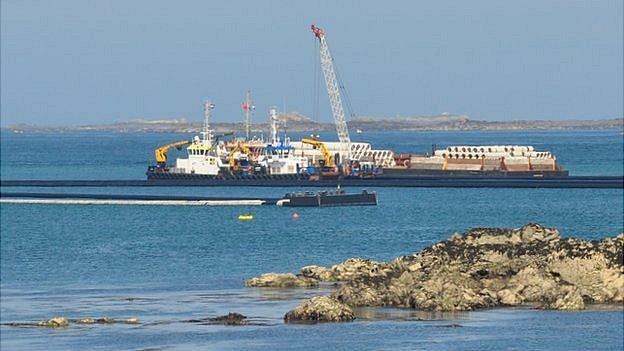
[273,224,623,315]
[284,296,355,323]
[187,313,248,326]
[74,317,139,324]
[209,313,247,325]
[4,316,138,328]
[332,224,623,311]
[245,273,318,288]
[300,265,335,281]
[301,258,390,282]
[37,317,69,328]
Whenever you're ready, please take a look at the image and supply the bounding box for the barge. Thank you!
[0,190,378,208]
[277,189,377,207]
[146,101,569,185]
[144,25,570,185]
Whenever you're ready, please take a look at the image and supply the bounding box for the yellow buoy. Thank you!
[238,213,254,220]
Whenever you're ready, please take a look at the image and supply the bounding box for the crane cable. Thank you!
[312,38,321,130]
[334,58,357,121]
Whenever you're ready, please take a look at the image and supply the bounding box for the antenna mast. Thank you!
[202,100,215,143]
[269,106,279,145]
[241,90,255,140]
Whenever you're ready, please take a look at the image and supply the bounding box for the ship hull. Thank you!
[146,166,569,182]
[2,175,622,188]
[140,167,624,189]
[380,167,569,178]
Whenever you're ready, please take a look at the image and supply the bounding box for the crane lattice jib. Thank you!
[311,24,352,161]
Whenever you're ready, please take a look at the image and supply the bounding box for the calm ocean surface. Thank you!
[1,130,623,350]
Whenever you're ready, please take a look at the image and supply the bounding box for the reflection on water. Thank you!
[2,286,624,350]
[355,307,470,322]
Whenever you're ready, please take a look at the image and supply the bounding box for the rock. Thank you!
[450,233,463,242]
[405,271,496,311]
[438,323,463,328]
[37,317,69,328]
[300,258,389,282]
[300,265,335,281]
[284,296,355,323]
[497,288,523,306]
[208,313,248,325]
[245,273,318,288]
[542,288,586,310]
[75,317,139,324]
[124,317,139,324]
[463,223,560,246]
[518,223,560,243]
[184,313,275,326]
[268,224,623,313]
[330,258,388,281]
[332,282,385,306]
[5,316,139,328]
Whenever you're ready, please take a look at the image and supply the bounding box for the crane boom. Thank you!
[154,140,191,166]
[311,24,352,161]
[228,142,251,169]
[301,138,333,167]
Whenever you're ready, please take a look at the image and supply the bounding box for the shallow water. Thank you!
[1,130,623,350]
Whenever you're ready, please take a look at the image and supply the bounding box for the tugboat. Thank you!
[148,100,229,177]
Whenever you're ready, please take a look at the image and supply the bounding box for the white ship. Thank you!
[166,101,228,176]
[256,107,309,175]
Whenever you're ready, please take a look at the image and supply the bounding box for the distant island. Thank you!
[3,113,622,133]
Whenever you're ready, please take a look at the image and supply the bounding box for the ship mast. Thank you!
[269,106,279,145]
[202,100,215,144]
[241,90,255,140]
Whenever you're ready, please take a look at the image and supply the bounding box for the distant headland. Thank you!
[3,113,622,133]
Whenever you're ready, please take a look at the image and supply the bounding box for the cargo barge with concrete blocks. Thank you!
[146,24,569,185]
[146,100,569,184]
[387,144,568,177]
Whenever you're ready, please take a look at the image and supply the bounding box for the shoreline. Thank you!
[246,224,624,323]
[2,129,624,135]
[2,118,622,134]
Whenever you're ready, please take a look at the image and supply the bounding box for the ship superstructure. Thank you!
[256,107,309,175]
[170,101,227,176]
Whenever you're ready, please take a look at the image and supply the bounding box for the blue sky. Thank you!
[1,0,622,125]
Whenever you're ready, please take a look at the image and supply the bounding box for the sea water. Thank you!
[1,130,623,350]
